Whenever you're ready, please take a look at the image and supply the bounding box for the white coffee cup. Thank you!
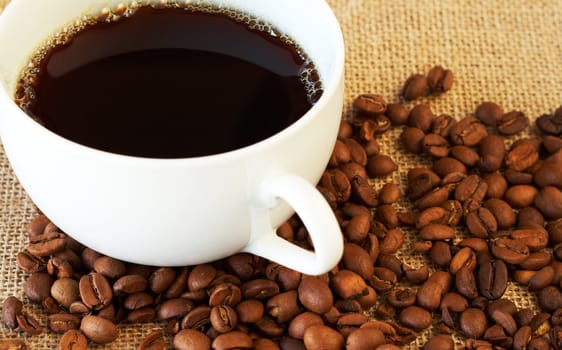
[0,0,345,275]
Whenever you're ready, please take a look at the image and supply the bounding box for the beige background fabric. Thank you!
[0,0,561,348]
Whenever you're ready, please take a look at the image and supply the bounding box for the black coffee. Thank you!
[16,5,321,158]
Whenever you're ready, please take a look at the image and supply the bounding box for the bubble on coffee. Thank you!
[15,0,323,158]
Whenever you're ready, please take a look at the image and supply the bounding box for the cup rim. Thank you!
[0,0,345,166]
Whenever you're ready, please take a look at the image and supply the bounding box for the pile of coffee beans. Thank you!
[2,67,562,350]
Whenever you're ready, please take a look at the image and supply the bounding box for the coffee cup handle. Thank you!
[244,173,343,275]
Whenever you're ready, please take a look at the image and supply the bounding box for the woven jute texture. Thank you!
[1,0,561,349]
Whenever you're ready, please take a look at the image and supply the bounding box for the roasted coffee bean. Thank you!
[466,207,497,238]
[266,290,299,324]
[27,214,51,237]
[403,265,429,285]
[17,250,46,273]
[27,231,66,257]
[450,247,477,274]
[80,315,118,344]
[432,157,467,177]
[427,65,454,94]
[450,116,488,147]
[59,329,88,350]
[543,135,562,153]
[429,241,452,267]
[353,93,387,117]
[350,175,378,207]
[536,109,562,135]
[400,127,425,154]
[483,172,508,198]
[208,282,242,307]
[528,266,555,291]
[336,312,368,337]
[460,308,487,338]
[519,251,551,270]
[485,198,517,229]
[209,305,237,333]
[511,228,549,251]
[345,213,370,243]
[398,306,431,330]
[527,336,551,350]
[478,135,506,172]
[157,298,194,320]
[538,286,562,312]
[113,274,148,296]
[366,154,397,177]
[331,269,368,299]
[2,295,23,330]
[47,313,80,334]
[254,317,285,337]
[303,324,344,350]
[455,174,488,211]
[174,329,211,350]
[414,186,450,210]
[407,104,435,133]
[424,334,454,350]
[504,185,538,208]
[431,116,458,142]
[422,133,449,157]
[358,119,377,142]
[497,111,529,135]
[93,256,126,280]
[137,330,166,350]
[24,272,54,304]
[375,205,398,229]
[402,73,428,100]
[240,279,279,300]
[505,141,539,172]
[337,120,353,140]
[127,306,156,323]
[379,183,400,204]
[512,325,532,350]
[486,298,517,317]
[328,140,351,168]
[419,223,455,240]
[416,207,448,228]
[386,103,409,125]
[534,186,562,219]
[181,305,211,331]
[187,264,216,292]
[51,277,80,309]
[440,292,469,326]
[340,162,368,181]
[321,169,352,203]
[407,167,441,200]
[370,267,397,292]
[478,254,508,300]
[379,229,405,254]
[342,243,374,280]
[79,273,112,310]
[46,256,73,279]
[440,200,463,226]
[476,101,504,126]
[387,287,416,308]
[456,266,479,299]
[344,138,368,166]
[123,292,154,311]
[491,238,530,264]
[148,267,176,294]
[417,280,443,310]
[450,145,479,167]
[534,152,562,188]
[287,311,324,339]
[346,327,385,350]
[16,313,42,335]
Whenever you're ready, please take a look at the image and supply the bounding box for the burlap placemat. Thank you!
[0,0,561,348]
